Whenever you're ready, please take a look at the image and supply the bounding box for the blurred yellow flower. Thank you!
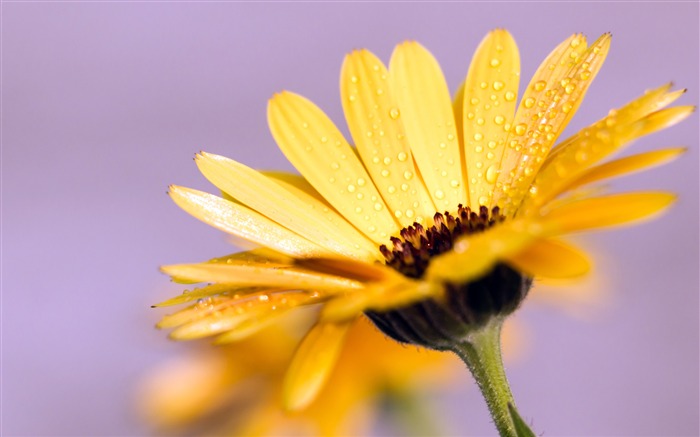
[140,313,528,435]
[155,29,690,426]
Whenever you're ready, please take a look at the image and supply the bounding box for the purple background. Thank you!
[3,2,698,436]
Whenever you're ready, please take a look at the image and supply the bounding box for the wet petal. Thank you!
[564,147,686,193]
[389,41,466,209]
[283,320,354,410]
[526,89,693,210]
[267,92,399,243]
[540,192,676,235]
[195,152,377,261]
[495,34,611,213]
[505,238,591,279]
[169,186,327,258]
[341,49,435,227]
[460,29,521,210]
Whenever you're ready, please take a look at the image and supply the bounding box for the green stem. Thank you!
[450,319,527,437]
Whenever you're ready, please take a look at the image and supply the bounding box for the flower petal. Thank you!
[540,192,676,235]
[341,49,435,227]
[262,171,383,261]
[564,147,686,192]
[389,41,466,209]
[495,34,612,213]
[426,219,543,284]
[160,262,364,292]
[267,92,399,244]
[505,238,591,279]
[283,320,354,410]
[195,152,377,261]
[524,93,692,211]
[169,185,327,258]
[460,29,521,210]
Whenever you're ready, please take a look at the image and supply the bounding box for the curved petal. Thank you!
[389,41,466,209]
[460,29,521,210]
[495,34,612,213]
[554,147,686,197]
[169,186,328,258]
[267,92,399,244]
[524,88,692,211]
[283,320,354,410]
[195,152,377,261]
[341,49,435,227]
[426,219,543,284]
[539,192,676,235]
[505,238,591,279]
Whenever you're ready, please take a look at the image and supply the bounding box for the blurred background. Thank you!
[3,2,698,436]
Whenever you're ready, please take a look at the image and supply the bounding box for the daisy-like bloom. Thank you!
[140,315,467,436]
[158,30,692,435]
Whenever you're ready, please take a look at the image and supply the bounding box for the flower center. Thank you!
[379,205,505,278]
[367,204,532,350]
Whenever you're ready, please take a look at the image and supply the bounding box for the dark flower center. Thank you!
[367,204,532,350]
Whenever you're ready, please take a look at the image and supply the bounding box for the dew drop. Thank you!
[562,102,574,113]
[357,177,366,186]
[533,80,546,92]
[397,151,408,162]
[403,171,413,180]
[355,206,363,213]
[565,83,576,94]
[475,145,484,153]
[479,81,488,89]
[383,157,392,165]
[350,75,359,83]
[478,195,489,205]
[514,124,527,135]
[490,58,501,67]
[387,185,396,194]
[493,81,505,91]
[381,169,390,177]
[447,133,455,141]
[450,179,460,188]
[389,108,401,119]
[470,97,480,105]
[374,202,383,211]
[331,162,340,169]
[401,183,409,191]
[474,133,483,141]
[405,209,414,218]
[494,115,505,125]
[485,165,498,183]
[347,184,356,193]
[504,91,515,101]
[524,97,536,108]
[394,210,403,218]
[434,190,445,200]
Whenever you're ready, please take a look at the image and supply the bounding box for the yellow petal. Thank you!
[460,29,521,210]
[341,49,436,227]
[160,262,364,292]
[195,152,378,261]
[426,219,543,284]
[262,171,382,261]
[505,238,591,279]
[152,284,266,308]
[540,192,676,235]
[169,185,327,258]
[283,320,353,410]
[170,291,314,340]
[267,92,399,244]
[524,87,690,210]
[495,34,611,213]
[565,147,686,192]
[389,41,466,209]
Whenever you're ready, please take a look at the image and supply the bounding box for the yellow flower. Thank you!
[140,314,465,436]
[156,30,691,412]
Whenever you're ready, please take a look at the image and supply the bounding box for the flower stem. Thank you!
[450,319,530,437]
